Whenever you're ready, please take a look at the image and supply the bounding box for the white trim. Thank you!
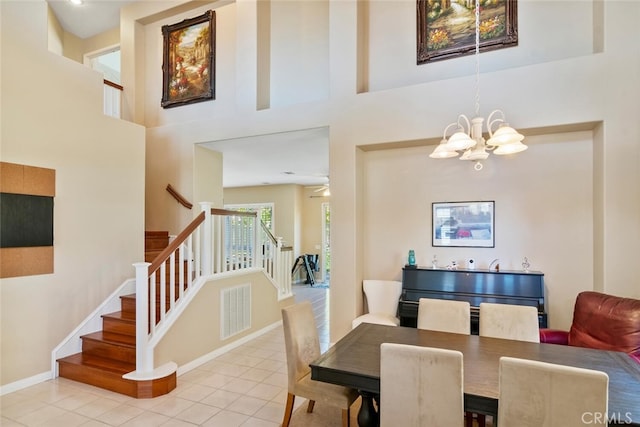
[123,362,178,381]
[0,371,52,396]
[82,43,120,67]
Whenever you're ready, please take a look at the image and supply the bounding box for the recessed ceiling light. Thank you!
[69,0,83,5]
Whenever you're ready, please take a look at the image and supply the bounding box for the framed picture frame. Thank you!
[161,10,216,108]
[417,0,518,64]
[432,201,495,248]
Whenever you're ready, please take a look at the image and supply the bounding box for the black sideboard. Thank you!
[399,266,547,334]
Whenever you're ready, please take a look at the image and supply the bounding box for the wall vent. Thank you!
[221,284,251,339]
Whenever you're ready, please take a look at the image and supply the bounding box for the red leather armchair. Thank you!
[540,291,640,364]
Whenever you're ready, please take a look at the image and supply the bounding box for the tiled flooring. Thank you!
[0,284,330,427]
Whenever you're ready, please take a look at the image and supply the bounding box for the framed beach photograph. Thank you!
[417,0,518,64]
[432,201,495,247]
[161,10,216,108]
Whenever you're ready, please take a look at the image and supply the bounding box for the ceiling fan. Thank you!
[305,177,330,196]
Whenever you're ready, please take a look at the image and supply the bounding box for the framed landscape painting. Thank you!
[417,0,518,64]
[161,10,216,108]
[432,201,495,248]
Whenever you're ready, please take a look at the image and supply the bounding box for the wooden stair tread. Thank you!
[103,311,136,321]
[58,353,134,374]
[81,331,136,347]
[58,230,177,398]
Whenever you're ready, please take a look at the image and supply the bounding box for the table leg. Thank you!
[357,391,379,427]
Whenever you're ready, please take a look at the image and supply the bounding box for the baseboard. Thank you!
[0,371,52,396]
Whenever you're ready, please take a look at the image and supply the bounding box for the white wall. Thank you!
[0,1,145,386]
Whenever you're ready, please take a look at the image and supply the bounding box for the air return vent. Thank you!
[221,284,251,339]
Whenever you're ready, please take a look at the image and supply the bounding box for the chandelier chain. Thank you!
[474,0,480,117]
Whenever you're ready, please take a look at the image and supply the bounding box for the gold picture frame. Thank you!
[161,10,216,108]
[417,0,518,64]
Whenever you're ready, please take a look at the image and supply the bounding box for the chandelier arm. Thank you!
[442,122,459,139]
[456,114,471,134]
[487,109,506,137]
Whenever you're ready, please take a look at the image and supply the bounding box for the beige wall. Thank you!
[362,132,594,330]
[155,271,284,367]
[0,1,145,385]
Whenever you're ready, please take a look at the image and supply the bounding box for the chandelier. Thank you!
[429,0,526,171]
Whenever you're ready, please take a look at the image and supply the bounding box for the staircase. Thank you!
[56,231,177,398]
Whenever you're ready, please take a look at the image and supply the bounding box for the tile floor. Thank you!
[0,284,329,427]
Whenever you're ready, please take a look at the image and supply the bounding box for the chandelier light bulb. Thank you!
[494,141,528,155]
[429,139,459,159]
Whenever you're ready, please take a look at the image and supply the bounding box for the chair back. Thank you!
[363,280,402,316]
[281,301,321,391]
[479,302,540,343]
[417,298,470,334]
[570,291,640,354]
[380,343,464,427]
[498,356,609,426]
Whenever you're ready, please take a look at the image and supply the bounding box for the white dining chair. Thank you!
[417,298,471,334]
[380,343,464,427]
[498,356,609,426]
[479,302,540,343]
[352,280,402,329]
[281,301,359,427]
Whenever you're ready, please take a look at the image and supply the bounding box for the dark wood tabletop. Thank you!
[310,323,640,425]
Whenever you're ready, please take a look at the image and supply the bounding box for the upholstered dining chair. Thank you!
[417,298,471,334]
[416,298,478,427]
[498,356,609,427]
[281,301,359,427]
[351,280,403,329]
[380,343,464,427]
[479,302,540,343]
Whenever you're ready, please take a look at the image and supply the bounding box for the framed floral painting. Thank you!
[417,0,518,64]
[161,10,216,108]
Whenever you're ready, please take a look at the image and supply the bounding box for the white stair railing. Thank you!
[130,203,293,378]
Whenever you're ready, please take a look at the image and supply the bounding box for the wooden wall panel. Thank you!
[0,247,54,278]
[0,162,55,196]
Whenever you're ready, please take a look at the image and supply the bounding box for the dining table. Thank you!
[309,323,640,427]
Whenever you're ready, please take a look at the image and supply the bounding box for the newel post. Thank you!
[200,202,213,276]
[133,262,153,373]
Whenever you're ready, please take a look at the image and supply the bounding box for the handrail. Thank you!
[104,79,123,91]
[166,184,193,209]
[211,208,256,217]
[148,211,205,273]
[260,221,277,245]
